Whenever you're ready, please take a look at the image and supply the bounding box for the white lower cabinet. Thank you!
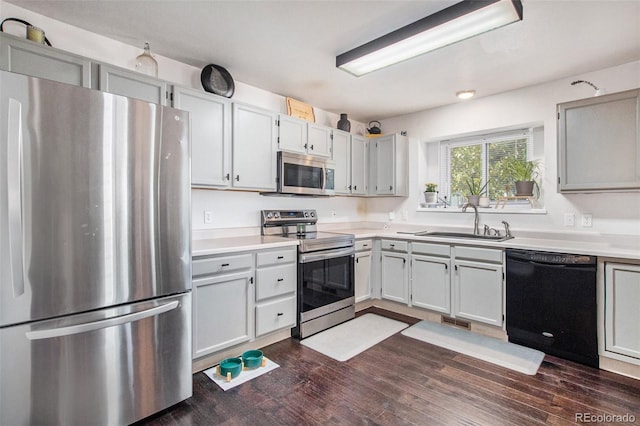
[604,262,640,363]
[192,246,297,359]
[355,239,373,302]
[192,270,253,358]
[452,246,504,327]
[380,240,409,303]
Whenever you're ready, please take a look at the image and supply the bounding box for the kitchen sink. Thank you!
[412,231,514,242]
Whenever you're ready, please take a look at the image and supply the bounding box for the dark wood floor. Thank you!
[140,308,640,425]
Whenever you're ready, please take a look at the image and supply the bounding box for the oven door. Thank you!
[278,152,334,195]
[299,247,354,321]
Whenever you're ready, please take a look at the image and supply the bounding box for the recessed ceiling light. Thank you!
[456,90,475,100]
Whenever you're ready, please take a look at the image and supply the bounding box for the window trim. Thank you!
[439,128,533,202]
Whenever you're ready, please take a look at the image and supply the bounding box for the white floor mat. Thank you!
[402,320,545,375]
[300,313,409,361]
[203,357,279,391]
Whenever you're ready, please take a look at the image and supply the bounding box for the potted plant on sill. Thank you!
[424,183,438,204]
[506,158,541,196]
[465,177,488,206]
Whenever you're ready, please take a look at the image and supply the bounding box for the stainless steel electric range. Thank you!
[261,210,355,338]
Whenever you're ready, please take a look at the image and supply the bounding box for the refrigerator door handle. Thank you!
[7,98,25,297]
[25,300,180,340]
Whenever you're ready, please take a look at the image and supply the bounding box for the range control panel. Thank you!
[261,209,317,226]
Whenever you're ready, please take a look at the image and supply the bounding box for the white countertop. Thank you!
[192,235,298,257]
[191,225,640,261]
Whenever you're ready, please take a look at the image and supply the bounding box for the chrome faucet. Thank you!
[501,220,511,238]
[462,202,480,235]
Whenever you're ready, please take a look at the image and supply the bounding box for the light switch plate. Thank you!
[204,211,213,224]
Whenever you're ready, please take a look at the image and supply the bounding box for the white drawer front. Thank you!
[453,246,502,263]
[412,242,450,257]
[256,248,296,267]
[192,253,253,276]
[355,239,373,251]
[256,264,297,301]
[255,296,296,337]
[381,239,408,252]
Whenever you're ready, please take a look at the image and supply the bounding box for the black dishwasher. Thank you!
[506,249,598,368]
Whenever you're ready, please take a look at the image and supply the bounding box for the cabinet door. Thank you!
[332,129,351,194]
[373,136,395,195]
[98,64,168,105]
[192,272,253,358]
[453,259,503,326]
[558,89,640,191]
[173,86,231,187]
[0,33,91,87]
[381,252,408,303]
[411,255,450,314]
[605,263,640,360]
[232,103,278,191]
[255,295,296,337]
[307,123,332,157]
[278,115,307,154]
[355,251,372,303]
[351,135,368,195]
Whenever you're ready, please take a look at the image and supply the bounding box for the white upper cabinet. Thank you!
[0,33,91,87]
[307,123,332,157]
[558,89,640,192]
[332,129,351,194]
[278,114,308,154]
[232,103,278,191]
[277,115,332,158]
[98,64,169,105]
[173,86,232,188]
[369,134,408,196]
[351,135,368,195]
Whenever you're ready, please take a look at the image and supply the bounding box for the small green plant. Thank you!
[505,158,541,182]
[465,176,488,195]
[424,183,438,192]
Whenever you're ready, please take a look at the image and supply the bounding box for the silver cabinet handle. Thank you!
[26,301,180,340]
[7,98,24,297]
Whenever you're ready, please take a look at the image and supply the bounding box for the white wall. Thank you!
[0,1,368,231]
[372,61,640,237]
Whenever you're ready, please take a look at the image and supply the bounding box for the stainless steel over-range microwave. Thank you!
[277,151,335,196]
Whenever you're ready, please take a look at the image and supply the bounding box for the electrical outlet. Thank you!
[563,213,575,226]
[581,214,593,227]
[204,211,213,224]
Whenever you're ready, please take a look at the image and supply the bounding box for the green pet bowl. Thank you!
[241,349,264,369]
[219,357,243,378]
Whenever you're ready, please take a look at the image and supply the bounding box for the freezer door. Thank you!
[0,70,191,326]
[0,292,192,425]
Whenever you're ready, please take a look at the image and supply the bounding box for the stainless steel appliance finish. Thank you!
[276,151,335,196]
[0,70,192,425]
[261,210,355,338]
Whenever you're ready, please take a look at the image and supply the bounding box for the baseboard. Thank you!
[599,356,640,380]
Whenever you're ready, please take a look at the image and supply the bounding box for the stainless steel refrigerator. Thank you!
[0,70,192,425]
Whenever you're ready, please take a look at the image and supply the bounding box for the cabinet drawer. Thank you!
[381,239,408,252]
[255,296,296,337]
[355,239,373,251]
[412,242,450,257]
[453,246,502,263]
[256,264,297,301]
[256,248,296,267]
[192,253,253,276]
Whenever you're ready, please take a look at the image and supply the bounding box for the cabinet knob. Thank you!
[225,173,230,180]
[277,312,284,317]
[310,144,314,150]
[277,256,284,259]
[235,175,240,181]
[389,185,393,191]
[277,278,284,282]
[354,185,357,190]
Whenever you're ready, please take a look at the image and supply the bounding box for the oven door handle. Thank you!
[300,247,355,264]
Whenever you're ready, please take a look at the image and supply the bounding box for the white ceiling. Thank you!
[5,0,640,122]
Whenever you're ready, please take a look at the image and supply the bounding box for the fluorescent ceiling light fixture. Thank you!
[336,0,523,77]
[456,90,476,99]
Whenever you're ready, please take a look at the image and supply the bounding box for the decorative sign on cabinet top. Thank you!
[286,97,315,122]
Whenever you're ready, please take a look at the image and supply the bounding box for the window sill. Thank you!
[416,206,547,214]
